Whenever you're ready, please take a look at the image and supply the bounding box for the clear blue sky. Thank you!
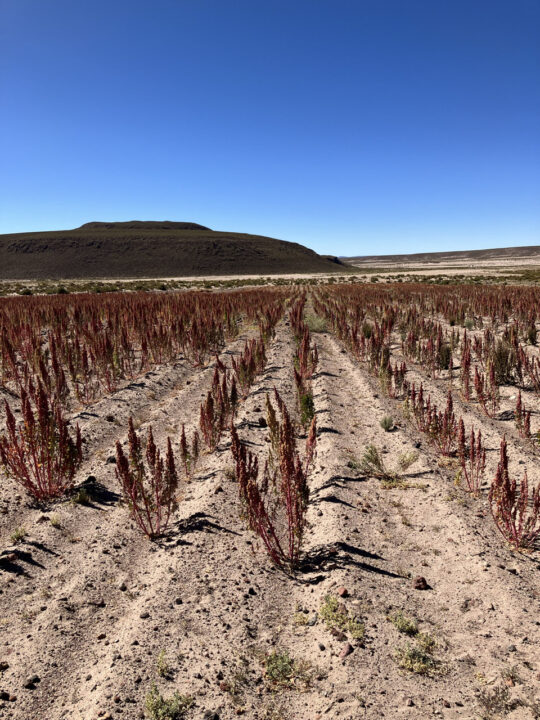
[1,0,539,256]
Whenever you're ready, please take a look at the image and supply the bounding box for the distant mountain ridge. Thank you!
[343,245,540,265]
[0,221,343,279]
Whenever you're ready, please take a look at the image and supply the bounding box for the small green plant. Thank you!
[10,526,26,544]
[387,610,418,636]
[49,514,61,528]
[157,650,171,678]
[72,487,90,505]
[265,650,295,685]
[299,391,315,428]
[264,649,313,688]
[144,683,193,720]
[293,611,309,626]
[358,445,390,478]
[305,313,327,333]
[416,632,436,653]
[221,656,250,704]
[380,416,394,432]
[357,444,418,486]
[319,595,365,641]
[394,643,438,676]
[397,451,418,473]
[477,684,517,718]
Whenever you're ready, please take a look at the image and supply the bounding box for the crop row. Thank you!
[0,288,288,410]
[313,284,540,551]
[0,291,288,544]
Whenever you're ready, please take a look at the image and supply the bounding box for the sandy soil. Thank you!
[0,300,539,720]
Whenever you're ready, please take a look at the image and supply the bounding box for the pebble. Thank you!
[412,576,429,590]
[23,675,40,689]
[337,586,348,598]
[339,642,354,659]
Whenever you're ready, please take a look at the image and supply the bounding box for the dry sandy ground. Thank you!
[0,308,539,720]
[346,256,540,278]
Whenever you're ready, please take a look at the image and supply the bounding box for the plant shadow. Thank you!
[162,512,241,546]
[0,547,45,576]
[297,541,404,581]
[76,477,121,508]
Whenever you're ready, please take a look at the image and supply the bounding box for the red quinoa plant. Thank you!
[115,419,178,539]
[231,392,316,571]
[515,391,531,439]
[488,437,540,550]
[474,364,500,417]
[180,424,200,480]
[457,419,485,495]
[0,382,82,502]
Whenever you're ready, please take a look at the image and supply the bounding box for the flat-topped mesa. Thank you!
[0,221,343,279]
[79,221,212,231]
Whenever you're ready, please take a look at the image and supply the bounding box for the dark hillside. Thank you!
[0,222,341,279]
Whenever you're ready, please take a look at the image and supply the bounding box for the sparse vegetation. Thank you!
[387,610,418,636]
[305,313,327,333]
[264,649,313,688]
[477,684,519,718]
[356,444,418,486]
[319,594,365,642]
[144,683,193,720]
[72,487,90,505]
[394,642,439,676]
[156,650,171,678]
[10,526,26,544]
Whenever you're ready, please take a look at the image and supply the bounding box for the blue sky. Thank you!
[1,0,539,255]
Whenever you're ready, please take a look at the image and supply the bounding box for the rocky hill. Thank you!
[0,222,343,279]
